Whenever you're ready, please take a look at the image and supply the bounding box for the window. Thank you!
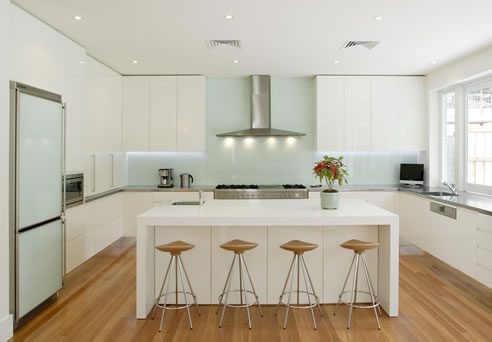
[465,81,492,194]
[441,91,455,183]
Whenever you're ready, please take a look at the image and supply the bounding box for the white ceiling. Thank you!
[12,0,492,76]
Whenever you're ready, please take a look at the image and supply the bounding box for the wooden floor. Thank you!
[11,237,492,342]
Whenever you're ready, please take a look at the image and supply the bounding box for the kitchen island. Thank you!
[136,199,399,319]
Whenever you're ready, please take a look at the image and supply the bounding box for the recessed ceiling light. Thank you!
[132,60,139,64]
[224,15,234,20]
[79,61,85,64]
[333,60,340,64]
[374,16,384,21]
[431,60,437,65]
[73,15,82,21]
[233,60,239,64]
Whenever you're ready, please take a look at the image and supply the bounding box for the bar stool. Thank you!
[217,239,263,329]
[333,239,382,329]
[151,241,200,332]
[275,240,323,330]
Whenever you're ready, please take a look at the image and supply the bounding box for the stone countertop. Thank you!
[123,185,216,192]
[84,184,492,216]
[400,187,492,216]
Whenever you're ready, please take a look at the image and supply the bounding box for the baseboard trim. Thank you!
[0,314,13,342]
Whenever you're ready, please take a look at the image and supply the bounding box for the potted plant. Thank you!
[313,155,349,209]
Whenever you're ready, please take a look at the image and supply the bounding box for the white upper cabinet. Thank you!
[316,75,425,152]
[371,77,398,152]
[316,76,345,151]
[177,76,206,152]
[122,77,150,152]
[123,75,206,152]
[86,57,123,153]
[397,77,426,151]
[149,76,177,152]
[344,77,371,151]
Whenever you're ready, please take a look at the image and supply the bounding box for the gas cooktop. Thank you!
[214,184,308,199]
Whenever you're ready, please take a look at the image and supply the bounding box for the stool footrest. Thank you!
[337,290,381,309]
[155,291,197,310]
[278,290,320,310]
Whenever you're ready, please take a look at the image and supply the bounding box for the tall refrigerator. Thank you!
[9,82,65,327]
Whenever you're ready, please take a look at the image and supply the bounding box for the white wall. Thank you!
[0,0,13,340]
[425,46,492,187]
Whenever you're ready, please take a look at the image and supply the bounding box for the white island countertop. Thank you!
[138,198,398,226]
[137,199,399,319]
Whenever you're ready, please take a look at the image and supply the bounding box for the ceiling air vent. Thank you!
[207,40,241,49]
[342,40,380,50]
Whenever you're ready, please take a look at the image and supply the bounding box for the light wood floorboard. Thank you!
[10,237,492,341]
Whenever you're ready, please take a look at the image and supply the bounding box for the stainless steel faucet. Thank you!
[198,189,205,205]
[442,181,458,195]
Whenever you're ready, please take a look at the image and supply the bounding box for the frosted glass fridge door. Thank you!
[17,92,63,229]
[18,219,63,318]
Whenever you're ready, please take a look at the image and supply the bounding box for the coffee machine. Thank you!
[158,168,174,188]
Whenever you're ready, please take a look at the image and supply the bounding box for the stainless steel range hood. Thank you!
[216,75,306,137]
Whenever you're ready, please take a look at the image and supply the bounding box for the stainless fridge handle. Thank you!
[91,154,96,192]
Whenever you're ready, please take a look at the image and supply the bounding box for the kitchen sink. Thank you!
[421,191,459,197]
[170,201,205,205]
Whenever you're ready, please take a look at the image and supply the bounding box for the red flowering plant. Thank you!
[313,156,349,192]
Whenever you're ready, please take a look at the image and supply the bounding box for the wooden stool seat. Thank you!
[340,239,378,253]
[155,241,195,255]
[220,239,258,254]
[280,240,318,254]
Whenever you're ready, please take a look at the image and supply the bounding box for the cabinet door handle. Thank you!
[91,154,96,192]
[111,154,114,188]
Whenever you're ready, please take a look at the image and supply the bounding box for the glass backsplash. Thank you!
[128,77,418,186]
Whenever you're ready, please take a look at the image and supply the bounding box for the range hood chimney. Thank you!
[216,75,306,137]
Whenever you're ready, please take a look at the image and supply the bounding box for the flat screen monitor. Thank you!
[400,163,424,185]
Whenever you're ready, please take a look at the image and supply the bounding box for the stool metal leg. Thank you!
[283,254,298,329]
[179,256,201,316]
[159,256,175,332]
[241,254,263,317]
[361,255,381,329]
[347,253,360,329]
[361,254,382,317]
[217,254,236,314]
[177,255,193,329]
[239,254,252,329]
[219,254,236,328]
[334,253,357,316]
[275,254,295,316]
[300,254,317,330]
[301,255,324,318]
[152,255,173,320]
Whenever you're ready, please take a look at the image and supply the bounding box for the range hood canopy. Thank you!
[216,75,306,137]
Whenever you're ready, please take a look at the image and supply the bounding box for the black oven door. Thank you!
[65,175,84,207]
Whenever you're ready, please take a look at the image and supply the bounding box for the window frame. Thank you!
[464,78,492,195]
[439,89,457,185]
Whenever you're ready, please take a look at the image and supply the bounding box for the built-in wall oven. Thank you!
[65,173,84,208]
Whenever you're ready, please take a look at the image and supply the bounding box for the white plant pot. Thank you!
[320,191,340,210]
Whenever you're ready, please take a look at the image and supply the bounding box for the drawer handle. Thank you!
[477,227,492,235]
[477,262,492,273]
[477,244,492,254]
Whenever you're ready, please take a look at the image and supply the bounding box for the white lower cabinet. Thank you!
[476,214,492,287]
[267,226,323,304]
[211,226,267,304]
[154,226,211,304]
[65,193,124,272]
[399,192,492,288]
[124,192,153,237]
